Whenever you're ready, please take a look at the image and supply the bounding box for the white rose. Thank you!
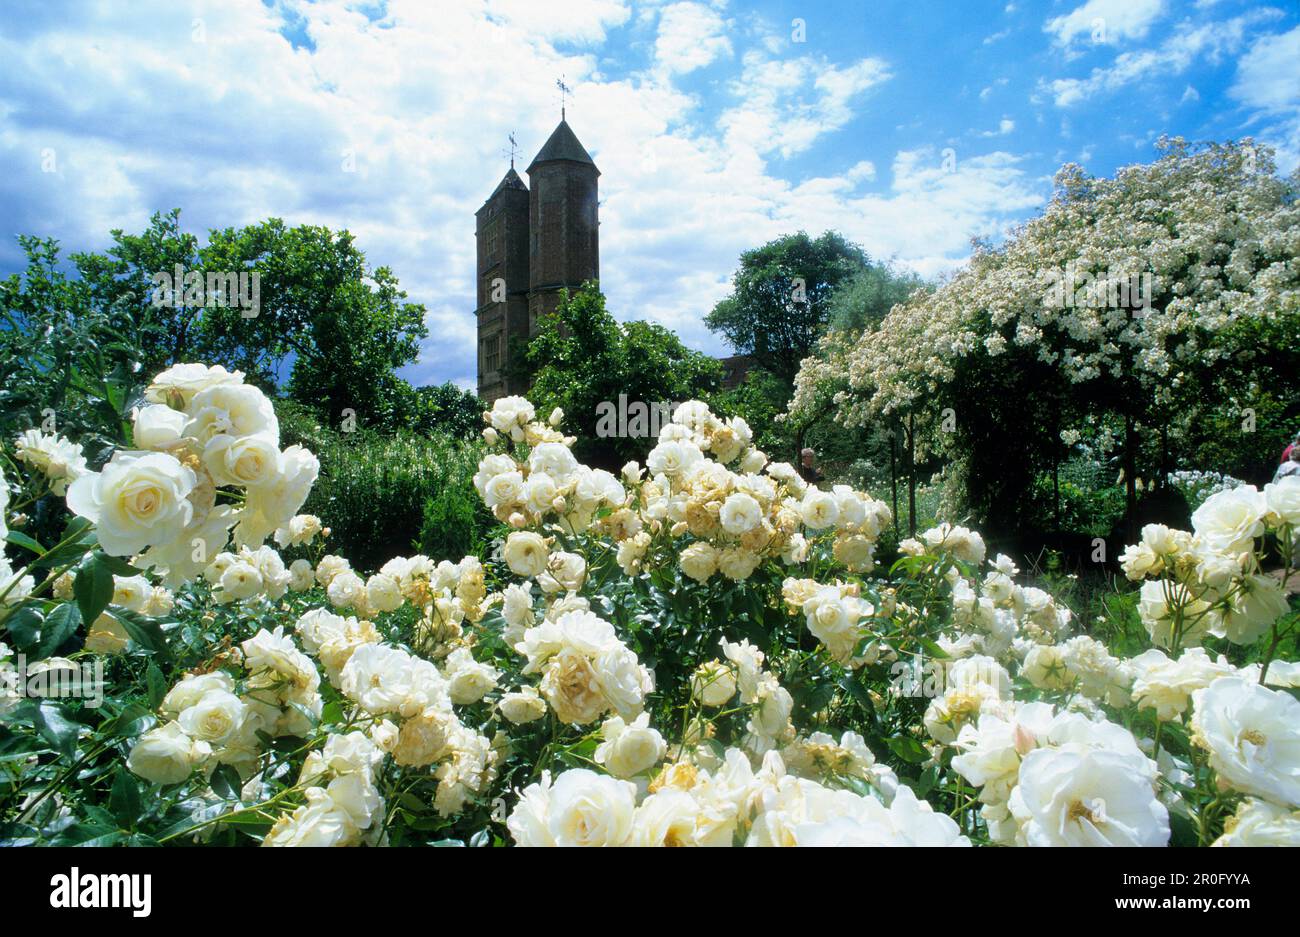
[717,546,760,581]
[484,470,524,508]
[183,382,279,444]
[161,672,236,715]
[1220,574,1290,645]
[595,714,666,778]
[800,490,839,530]
[719,492,763,535]
[1263,476,1300,528]
[128,722,207,785]
[219,561,264,601]
[503,531,549,579]
[546,769,637,846]
[288,558,315,592]
[1192,485,1266,554]
[499,686,547,724]
[111,574,151,612]
[1137,579,1215,649]
[528,442,577,482]
[328,571,366,609]
[144,363,244,406]
[315,555,351,588]
[1191,677,1300,807]
[132,404,188,450]
[1008,745,1170,846]
[365,573,404,613]
[444,648,501,705]
[691,660,737,707]
[539,551,586,594]
[1212,798,1300,847]
[177,689,247,745]
[202,433,281,489]
[679,542,719,583]
[66,452,197,556]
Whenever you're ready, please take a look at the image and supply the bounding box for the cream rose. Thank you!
[128,722,207,785]
[503,531,549,579]
[67,451,197,556]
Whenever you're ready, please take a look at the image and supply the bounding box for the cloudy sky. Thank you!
[1,0,1297,389]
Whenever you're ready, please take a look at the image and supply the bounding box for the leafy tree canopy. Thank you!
[526,283,722,466]
[705,231,869,385]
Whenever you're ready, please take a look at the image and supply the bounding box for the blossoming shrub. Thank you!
[1,364,1298,846]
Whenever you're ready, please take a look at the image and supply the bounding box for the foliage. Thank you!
[3,359,1298,848]
[1,212,430,435]
[525,283,722,467]
[201,218,428,427]
[299,428,487,571]
[791,139,1300,541]
[706,231,868,384]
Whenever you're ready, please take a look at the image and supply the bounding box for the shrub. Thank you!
[301,430,485,570]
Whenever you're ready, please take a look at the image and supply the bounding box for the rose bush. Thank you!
[0,363,1297,846]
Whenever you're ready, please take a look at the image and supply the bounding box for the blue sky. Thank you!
[1,0,1297,391]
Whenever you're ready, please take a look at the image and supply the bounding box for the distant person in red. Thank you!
[1276,447,1300,482]
[1283,432,1300,464]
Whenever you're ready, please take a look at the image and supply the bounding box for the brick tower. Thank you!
[474,166,531,401]
[525,119,600,334]
[475,119,599,401]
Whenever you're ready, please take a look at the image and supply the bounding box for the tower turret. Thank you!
[475,166,530,401]
[526,119,599,332]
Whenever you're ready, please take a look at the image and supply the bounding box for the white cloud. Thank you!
[980,118,1015,137]
[720,52,891,159]
[1044,0,1165,49]
[653,2,732,75]
[1230,25,1300,172]
[484,0,631,43]
[0,0,1044,386]
[1231,25,1300,112]
[1042,9,1279,106]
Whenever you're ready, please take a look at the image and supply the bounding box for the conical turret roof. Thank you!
[527,120,598,173]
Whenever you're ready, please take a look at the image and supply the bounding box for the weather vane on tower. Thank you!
[503,131,518,169]
[556,76,572,120]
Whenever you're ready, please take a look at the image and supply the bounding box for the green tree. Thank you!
[527,284,722,466]
[0,236,138,454]
[705,231,868,385]
[201,219,427,427]
[72,209,209,378]
[407,382,484,438]
[828,260,926,333]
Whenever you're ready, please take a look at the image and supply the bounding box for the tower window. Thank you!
[482,334,501,374]
[483,219,502,269]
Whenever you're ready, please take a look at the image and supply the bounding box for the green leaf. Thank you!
[32,701,81,761]
[35,518,96,569]
[4,605,44,649]
[111,608,171,663]
[98,554,144,577]
[916,638,950,660]
[886,735,930,764]
[105,702,155,739]
[35,603,81,659]
[109,768,142,828]
[145,662,167,709]
[73,552,115,626]
[209,763,242,802]
[4,530,45,555]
